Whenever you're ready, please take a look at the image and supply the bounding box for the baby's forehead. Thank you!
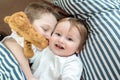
[56,22,78,32]
[58,20,77,28]
[57,20,71,26]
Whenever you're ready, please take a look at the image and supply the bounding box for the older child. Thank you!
[31,17,88,80]
[1,0,68,80]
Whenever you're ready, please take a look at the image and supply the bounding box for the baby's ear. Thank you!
[76,45,84,54]
[75,49,80,54]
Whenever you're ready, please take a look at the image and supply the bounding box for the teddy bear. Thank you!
[4,11,48,58]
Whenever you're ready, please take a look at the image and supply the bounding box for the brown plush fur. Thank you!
[4,11,48,58]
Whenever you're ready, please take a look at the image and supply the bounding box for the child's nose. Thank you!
[45,35,50,40]
[45,31,52,39]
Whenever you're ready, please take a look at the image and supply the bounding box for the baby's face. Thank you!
[49,21,81,57]
[32,13,57,41]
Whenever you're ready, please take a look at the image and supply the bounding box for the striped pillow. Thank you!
[52,0,120,80]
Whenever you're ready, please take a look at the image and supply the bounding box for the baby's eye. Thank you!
[67,37,73,41]
[55,33,61,36]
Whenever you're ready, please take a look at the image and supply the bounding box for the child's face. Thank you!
[49,21,81,57]
[32,13,57,41]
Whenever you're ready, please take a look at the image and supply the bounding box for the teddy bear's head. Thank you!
[4,12,29,36]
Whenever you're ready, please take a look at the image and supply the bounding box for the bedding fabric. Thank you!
[0,42,26,80]
[52,0,120,80]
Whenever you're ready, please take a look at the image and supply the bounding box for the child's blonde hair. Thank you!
[57,17,88,52]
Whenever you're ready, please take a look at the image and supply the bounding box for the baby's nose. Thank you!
[58,37,64,43]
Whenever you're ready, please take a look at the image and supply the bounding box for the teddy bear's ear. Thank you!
[4,16,10,23]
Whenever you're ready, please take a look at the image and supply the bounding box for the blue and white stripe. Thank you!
[0,42,26,80]
[52,0,120,80]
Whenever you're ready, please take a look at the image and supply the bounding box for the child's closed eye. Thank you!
[43,28,48,32]
[41,26,49,32]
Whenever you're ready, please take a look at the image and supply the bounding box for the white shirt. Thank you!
[31,47,83,80]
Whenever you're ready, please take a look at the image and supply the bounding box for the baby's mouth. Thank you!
[55,44,64,49]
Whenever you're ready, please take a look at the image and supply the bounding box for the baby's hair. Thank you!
[57,17,88,51]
